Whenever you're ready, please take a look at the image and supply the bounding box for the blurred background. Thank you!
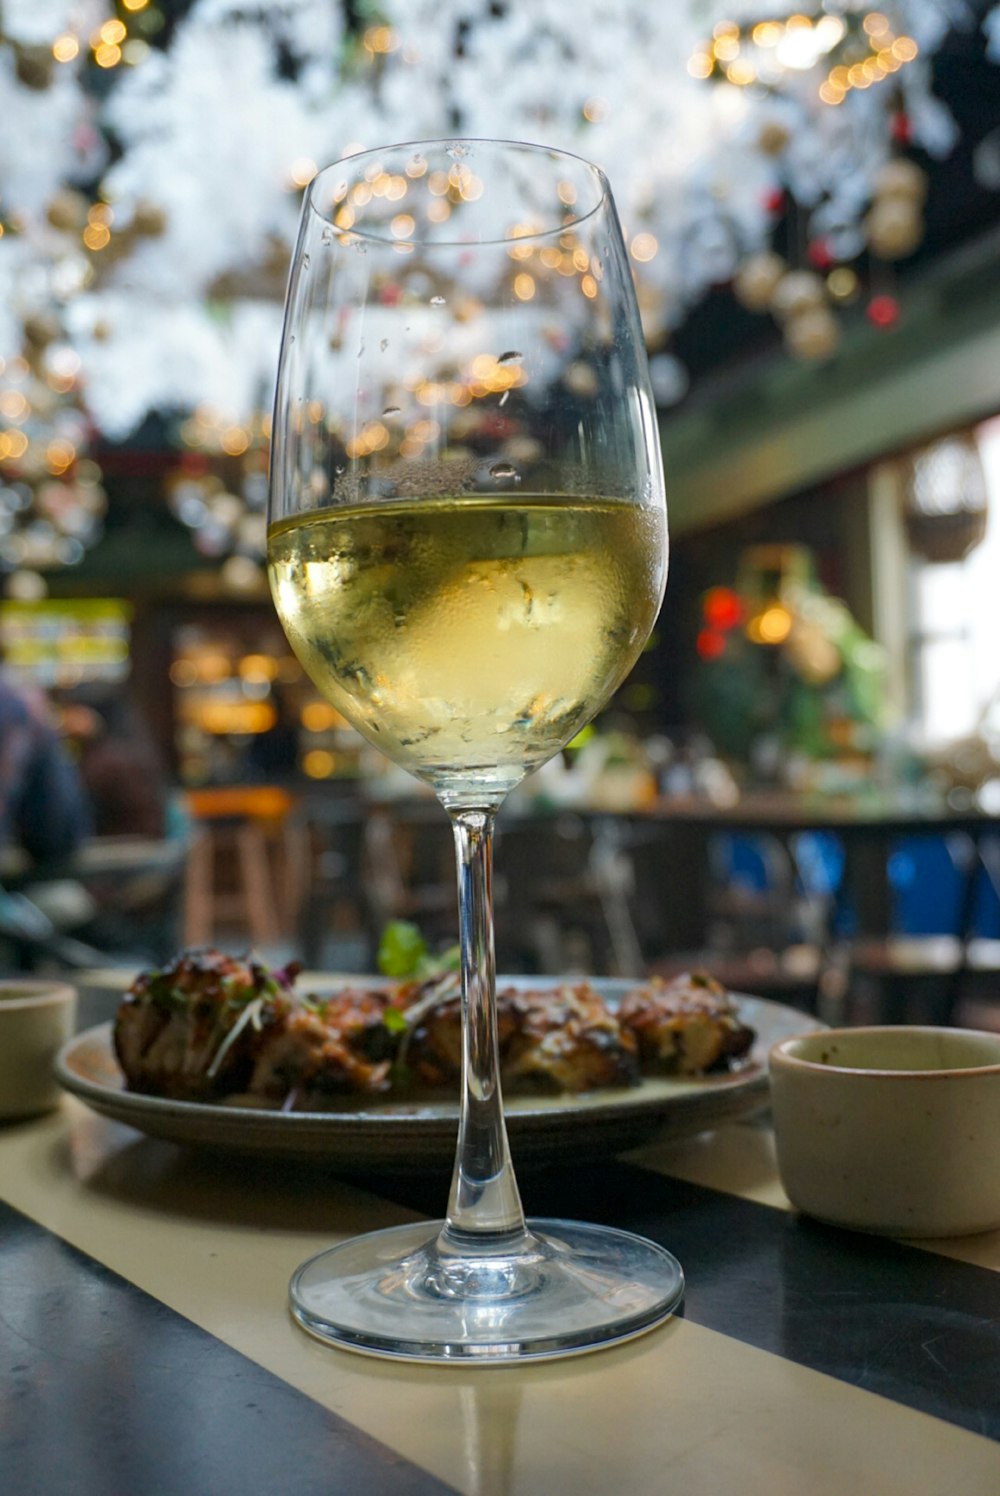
[2,0,1000,1028]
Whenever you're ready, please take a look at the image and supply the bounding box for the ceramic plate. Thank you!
[55,980,818,1170]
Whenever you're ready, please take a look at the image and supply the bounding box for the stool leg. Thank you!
[237,824,280,948]
[183,831,214,947]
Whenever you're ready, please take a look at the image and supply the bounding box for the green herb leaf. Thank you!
[382,1005,409,1034]
[377,919,429,977]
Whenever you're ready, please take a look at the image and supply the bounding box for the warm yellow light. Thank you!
[303,749,335,779]
[94,42,122,68]
[714,36,740,61]
[557,180,577,205]
[426,198,451,223]
[351,182,372,206]
[726,59,756,85]
[687,53,714,79]
[46,440,76,472]
[289,157,318,188]
[427,171,450,197]
[752,605,793,645]
[581,274,598,299]
[713,19,739,39]
[892,36,918,61]
[100,18,127,44]
[239,654,278,682]
[631,232,659,263]
[123,0,149,10]
[513,274,535,301]
[819,81,845,105]
[863,11,890,35]
[364,24,397,53]
[847,63,868,87]
[386,175,408,201]
[52,34,80,62]
[301,701,339,732]
[335,205,355,230]
[752,21,782,46]
[0,391,29,422]
[582,97,609,123]
[221,426,250,456]
[3,430,28,460]
[83,223,111,250]
[406,157,427,178]
[390,213,415,239]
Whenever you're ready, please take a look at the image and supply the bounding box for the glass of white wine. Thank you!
[268,138,681,1362]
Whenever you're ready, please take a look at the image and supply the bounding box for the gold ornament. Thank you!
[757,121,791,157]
[733,251,787,311]
[874,158,928,204]
[770,269,826,321]
[46,190,89,233]
[132,200,168,237]
[784,306,840,361]
[865,198,923,259]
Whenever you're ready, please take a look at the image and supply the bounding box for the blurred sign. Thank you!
[0,598,132,686]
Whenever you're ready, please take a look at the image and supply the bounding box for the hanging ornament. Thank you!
[874,158,928,205]
[783,305,840,361]
[770,269,827,321]
[866,294,901,329]
[733,251,787,312]
[904,431,989,563]
[865,198,924,259]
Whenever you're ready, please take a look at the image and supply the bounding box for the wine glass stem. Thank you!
[440,807,529,1251]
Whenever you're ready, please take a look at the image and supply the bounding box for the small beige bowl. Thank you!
[0,980,77,1120]
[769,1026,1000,1238]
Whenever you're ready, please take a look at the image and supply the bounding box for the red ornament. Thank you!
[890,113,912,146]
[807,238,834,271]
[866,294,900,329]
[703,586,744,632]
[378,283,402,306]
[697,628,727,661]
[764,188,785,216]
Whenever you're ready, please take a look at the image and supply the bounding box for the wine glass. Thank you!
[267,138,680,1362]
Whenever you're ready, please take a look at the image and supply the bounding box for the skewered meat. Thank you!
[113,949,756,1107]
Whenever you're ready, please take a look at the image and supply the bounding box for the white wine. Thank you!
[268,495,667,802]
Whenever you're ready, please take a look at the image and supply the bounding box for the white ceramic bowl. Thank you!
[0,980,77,1120]
[769,1025,1000,1238]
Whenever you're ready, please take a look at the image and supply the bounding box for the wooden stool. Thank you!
[182,787,297,950]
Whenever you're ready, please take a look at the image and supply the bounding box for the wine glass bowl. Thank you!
[268,138,680,1361]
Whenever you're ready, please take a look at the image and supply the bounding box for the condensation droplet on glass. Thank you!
[380,338,389,351]
[498,391,509,407]
[489,463,520,483]
[289,335,295,344]
[321,227,334,244]
[497,350,522,365]
[334,464,346,476]
[301,253,310,269]
[430,296,446,307]
[447,143,468,160]
[383,406,400,417]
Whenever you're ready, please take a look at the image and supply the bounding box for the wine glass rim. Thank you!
[304,136,612,249]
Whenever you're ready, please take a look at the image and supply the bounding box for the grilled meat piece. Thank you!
[400,976,640,1094]
[617,971,755,1074]
[113,948,297,1101]
[246,987,395,1104]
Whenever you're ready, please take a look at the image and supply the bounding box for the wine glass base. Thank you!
[289,1218,684,1363]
